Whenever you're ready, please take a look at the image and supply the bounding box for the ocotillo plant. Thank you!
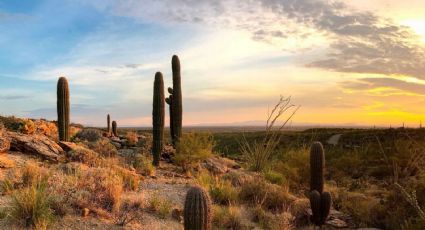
[171,55,182,145]
[309,141,332,226]
[152,72,165,166]
[112,121,117,137]
[107,114,111,135]
[184,186,212,230]
[57,77,70,141]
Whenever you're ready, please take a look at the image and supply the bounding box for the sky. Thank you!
[1,0,425,127]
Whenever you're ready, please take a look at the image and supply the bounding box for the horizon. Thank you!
[2,0,425,127]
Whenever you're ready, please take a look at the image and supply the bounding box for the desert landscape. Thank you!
[2,0,425,230]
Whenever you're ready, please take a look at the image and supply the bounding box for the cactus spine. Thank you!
[107,114,111,135]
[171,55,182,145]
[57,77,70,141]
[309,141,331,226]
[112,121,117,137]
[152,72,165,166]
[184,186,212,230]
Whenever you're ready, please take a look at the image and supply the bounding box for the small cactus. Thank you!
[112,121,118,137]
[107,114,111,135]
[57,77,70,141]
[309,190,331,226]
[152,72,165,166]
[310,141,324,193]
[184,186,212,230]
[171,55,182,145]
[309,141,331,226]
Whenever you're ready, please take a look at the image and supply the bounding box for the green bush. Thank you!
[174,133,214,172]
[264,170,286,185]
[209,179,239,205]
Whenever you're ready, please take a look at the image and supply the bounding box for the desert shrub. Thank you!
[114,199,143,226]
[274,148,309,190]
[126,132,138,147]
[0,155,15,169]
[264,170,286,185]
[18,119,35,134]
[240,179,294,212]
[209,179,239,205]
[132,154,155,176]
[112,166,140,191]
[21,161,48,187]
[74,128,102,142]
[212,205,244,229]
[0,116,23,131]
[88,138,117,157]
[196,169,214,188]
[73,168,123,212]
[148,193,172,219]
[174,132,214,172]
[8,178,54,228]
[250,205,294,229]
[67,146,100,166]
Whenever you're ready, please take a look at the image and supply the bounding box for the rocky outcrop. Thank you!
[58,141,79,152]
[8,132,65,162]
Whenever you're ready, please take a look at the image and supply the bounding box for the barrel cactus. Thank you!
[171,55,182,145]
[152,72,165,166]
[184,186,212,230]
[112,121,117,137]
[107,114,111,135]
[57,77,70,141]
[309,141,331,226]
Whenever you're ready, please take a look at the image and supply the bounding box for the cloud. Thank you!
[340,77,425,96]
[0,95,30,100]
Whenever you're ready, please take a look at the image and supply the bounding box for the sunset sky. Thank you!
[1,0,425,127]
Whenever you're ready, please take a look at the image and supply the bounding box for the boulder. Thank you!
[8,132,65,162]
[0,136,10,153]
[58,141,79,152]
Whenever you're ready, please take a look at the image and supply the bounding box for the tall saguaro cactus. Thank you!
[165,87,174,143]
[107,114,111,135]
[171,55,182,145]
[152,72,165,166]
[184,186,212,230]
[57,77,70,141]
[309,141,332,226]
[112,121,118,137]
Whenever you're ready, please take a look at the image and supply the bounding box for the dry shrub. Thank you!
[274,148,309,190]
[67,146,100,166]
[174,132,214,172]
[0,155,15,168]
[132,154,155,176]
[213,205,244,229]
[148,193,173,219]
[69,168,123,212]
[74,129,102,142]
[0,116,23,131]
[126,132,139,147]
[209,179,239,205]
[251,205,294,229]
[240,178,294,212]
[34,120,57,139]
[112,165,140,191]
[18,119,35,134]
[8,178,54,228]
[88,138,118,157]
[114,198,143,226]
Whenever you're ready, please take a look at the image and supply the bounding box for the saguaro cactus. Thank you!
[310,141,324,193]
[184,186,212,230]
[107,114,111,135]
[112,121,117,137]
[57,77,70,141]
[165,87,174,144]
[171,55,182,145]
[152,72,165,166]
[309,141,331,226]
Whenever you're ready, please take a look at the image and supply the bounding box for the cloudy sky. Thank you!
[1,0,425,127]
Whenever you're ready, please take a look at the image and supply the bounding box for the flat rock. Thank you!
[202,157,229,175]
[58,141,79,152]
[0,136,10,153]
[8,132,64,162]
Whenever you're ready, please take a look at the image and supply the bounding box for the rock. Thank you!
[171,208,183,222]
[58,141,79,152]
[326,218,348,228]
[202,157,229,175]
[8,132,65,162]
[111,142,122,149]
[82,208,90,217]
[0,136,10,153]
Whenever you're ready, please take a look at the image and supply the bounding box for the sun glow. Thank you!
[401,19,425,43]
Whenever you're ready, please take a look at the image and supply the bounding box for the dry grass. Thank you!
[148,193,173,219]
[132,154,155,176]
[212,205,244,229]
[126,132,138,147]
[74,129,102,142]
[88,138,118,157]
[114,198,143,226]
[67,146,100,166]
[209,179,239,205]
[0,155,15,168]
